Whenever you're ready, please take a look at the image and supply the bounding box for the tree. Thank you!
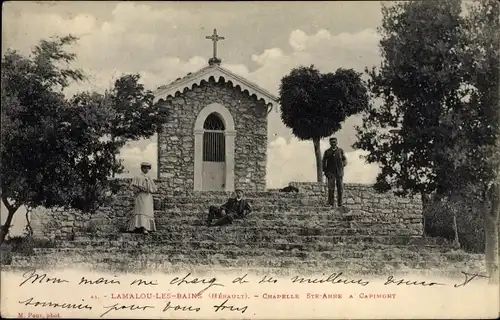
[1,35,83,243]
[353,0,466,249]
[106,74,169,176]
[279,65,369,182]
[354,0,500,283]
[0,36,121,243]
[64,92,124,213]
[456,0,499,283]
[354,0,465,197]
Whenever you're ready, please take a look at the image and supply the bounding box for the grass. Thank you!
[443,250,468,262]
[0,235,56,265]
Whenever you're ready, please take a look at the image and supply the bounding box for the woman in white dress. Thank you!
[127,162,158,235]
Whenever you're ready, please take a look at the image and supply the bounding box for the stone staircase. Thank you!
[11,185,485,276]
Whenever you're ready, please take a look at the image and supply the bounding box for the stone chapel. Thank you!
[153,29,279,192]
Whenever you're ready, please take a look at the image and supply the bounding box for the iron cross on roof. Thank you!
[206,29,225,61]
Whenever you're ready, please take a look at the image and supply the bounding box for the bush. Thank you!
[0,244,13,265]
[424,196,485,253]
[456,205,485,253]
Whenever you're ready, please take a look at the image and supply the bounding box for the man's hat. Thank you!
[140,162,152,168]
[329,137,337,141]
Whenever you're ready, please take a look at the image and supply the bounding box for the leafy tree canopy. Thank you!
[0,36,123,242]
[107,73,170,144]
[353,0,499,282]
[279,65,368,140]
[279,65,369,182]
[353,0,468,196]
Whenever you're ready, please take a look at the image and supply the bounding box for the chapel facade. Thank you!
[153,30,278,192]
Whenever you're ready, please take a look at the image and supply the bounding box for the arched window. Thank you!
[203,113,225,162]
[203,113,225,130]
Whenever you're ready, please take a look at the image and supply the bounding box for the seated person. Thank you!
[207,189,252,226]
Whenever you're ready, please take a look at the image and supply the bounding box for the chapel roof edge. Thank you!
[153,65,279,109]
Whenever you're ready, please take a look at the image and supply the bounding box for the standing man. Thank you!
[127,162,158,235]
[206,189,252,226]
[322,137,347,208]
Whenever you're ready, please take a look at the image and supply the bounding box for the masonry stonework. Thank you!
[31,180,424,240]
[157,77,268,192]
[292,182,423,230]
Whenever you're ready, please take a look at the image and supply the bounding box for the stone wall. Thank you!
[31,201,133,241]
[30,207,92,241]
[30,179,133,240]
[157,77,268,192]
[290,182,424,235]
[30,179,424,240]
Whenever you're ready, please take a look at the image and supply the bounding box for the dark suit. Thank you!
[207,198,252,226]
[322,147,347,207]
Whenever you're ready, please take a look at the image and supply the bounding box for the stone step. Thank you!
[55,239,452,254]
[96,208,422,220]
[30,247,477,262]
[105,208,422,218]
[73,233,423,245]
[88,216,421,230]
[149,196,407,208]
[149,190,400,201]
[91,211,423,223]
[25,247,416,258]
[159,203,332,210]
[63,209,423,238]
[100,220,392,230]
[154,204,347,213]
[74,226,422,239]
[168,191,327,198]
[13,249,483,272]
[149,207,422,221]
[158,196,328,207]
[155,194,327,201]
[153,208,421,218]
[148,188,402,199]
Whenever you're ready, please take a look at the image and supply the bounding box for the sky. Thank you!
[2,1,388,234]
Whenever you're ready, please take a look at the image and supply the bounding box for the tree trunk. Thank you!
[112,153,116,178]
[111,135,117,178]
[484,183,499,284]
[452,210,460,249]
[0,197,20,244]
[421,192,432,236]
[313,138,323,183]
[25,207,34,237]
